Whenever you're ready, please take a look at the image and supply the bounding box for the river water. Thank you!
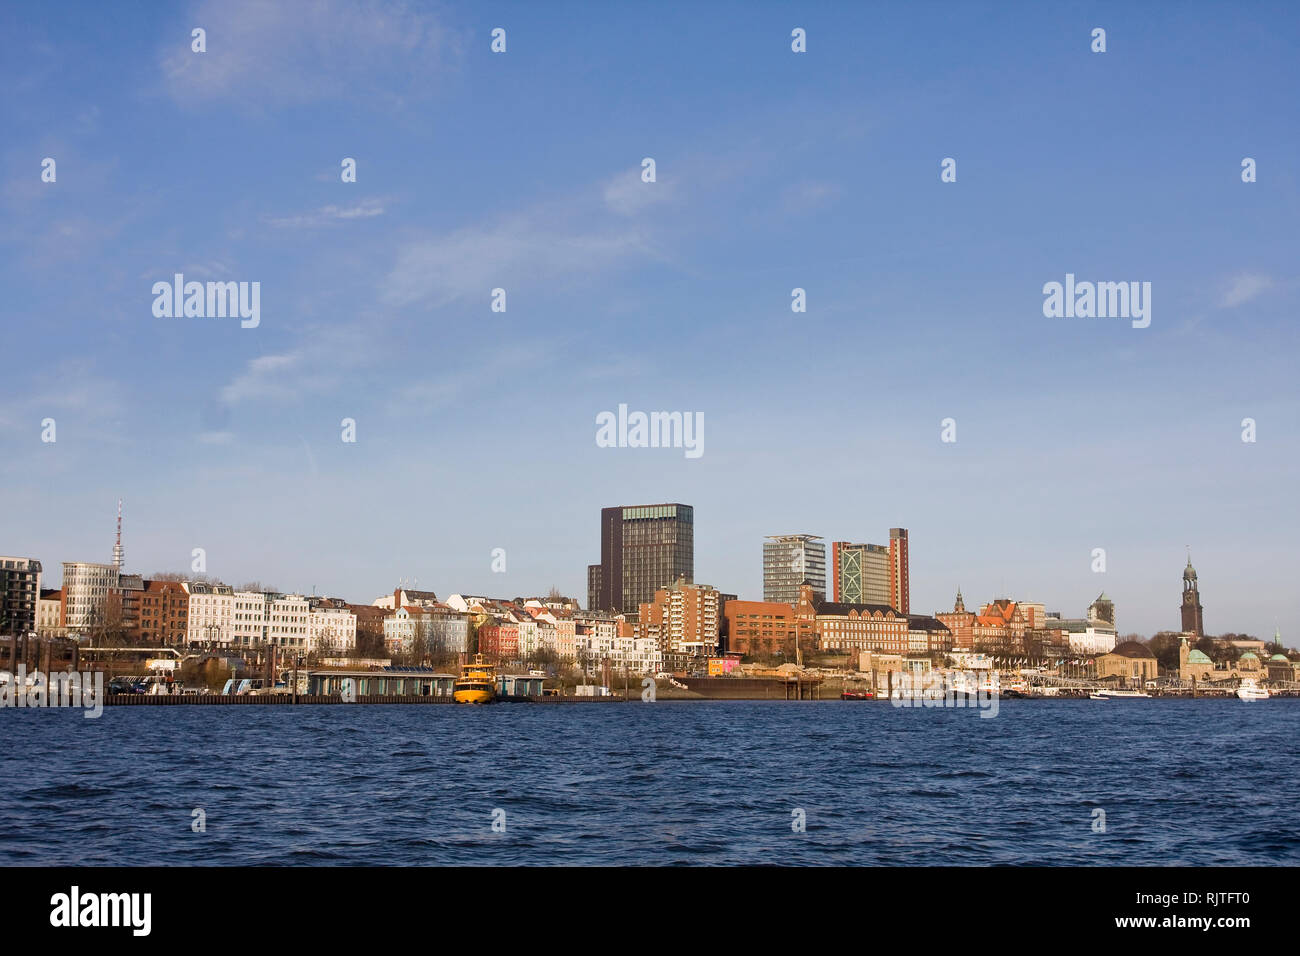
[2,699,1296,865]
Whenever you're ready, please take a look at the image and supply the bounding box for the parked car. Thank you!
[109,676,138,694]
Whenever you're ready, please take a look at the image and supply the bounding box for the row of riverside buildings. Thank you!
[0,504,1230,673]
[581,506,1129,665]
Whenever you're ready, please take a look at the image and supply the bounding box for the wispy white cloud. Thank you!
[602,167,672,215]
[383,212,653,308]
[265,199,387,229]
[1218,273,1275,308]
[160,0,459,108]
[218,325,378,407]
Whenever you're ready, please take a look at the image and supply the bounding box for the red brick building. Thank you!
[138,580,190,645]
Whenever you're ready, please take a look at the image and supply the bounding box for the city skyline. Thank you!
[2,2,1297,640]
[9,498,1283,644]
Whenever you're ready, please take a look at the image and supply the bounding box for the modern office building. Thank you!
[762,534,826,604]
[589,503,694,616]
[830,528,909,613]
[0,557,42,637]
[889,528,910,614]
[61,561,121,633]
[831,541,890,604]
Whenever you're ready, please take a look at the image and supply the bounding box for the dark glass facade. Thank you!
[592,504,694,615]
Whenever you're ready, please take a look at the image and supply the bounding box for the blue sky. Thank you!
[2,1,1298,640]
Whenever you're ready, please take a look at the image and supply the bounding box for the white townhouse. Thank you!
[184,581,234,645]
[308,604,357,655]
[266,593,310,651]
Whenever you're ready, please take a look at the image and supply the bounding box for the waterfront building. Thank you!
[138,580,189,645]
[724,588,817,659]
[1178,635,1214,682]
[1037,595,1117,656]
[636,578,721,658]
[264,593,310,651]
[1095,641,1159,685]
[1180,555,1205,637]
[523,603,576,659]
[231,590,270,646]
[889,528,909,614]
[0,557,42,637]
[477,620,520,662]
[307,601,358,655]
[37,587,66,638]
[937,592,1033,655]
[831,541,890,604]
[306,668,457,698]
[114,573,145,638]
[576,631,660,675]
[382,603,466,658]
[184,581,234,645]
[373,587,440,610]
[814,597,909,655]
[907,614,953,654]
[61,561,120,634]
[936,589,976,650]
[830,528,909,612]
[973,599,1031,655]
[589,503,694,616]
[763,534,826,604]
[1266,653,1300,684]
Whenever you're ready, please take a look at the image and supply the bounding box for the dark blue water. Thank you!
[2,700,1297,865]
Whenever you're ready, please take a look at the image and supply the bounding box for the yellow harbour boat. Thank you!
[453,654,496,704]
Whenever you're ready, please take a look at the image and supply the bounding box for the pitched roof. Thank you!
[1109,640,1155,659]
[906,615,950,632]
[815,600,900,617]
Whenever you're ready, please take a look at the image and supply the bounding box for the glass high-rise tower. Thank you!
[763,534,826,605]
[588,504,694,616]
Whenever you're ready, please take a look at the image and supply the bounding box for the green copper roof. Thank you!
[1187,650,1211,664]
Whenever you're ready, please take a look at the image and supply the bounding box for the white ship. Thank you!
[1236,678,1270,701]
[1090,689,1151,700]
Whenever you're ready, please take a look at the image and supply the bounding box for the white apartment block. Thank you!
[266,593,310,650]
[1068,627,1118,656]
[232,590,268,646]
[308,605,357,654]
[383,605,468,656]
[574,625,662,675]
[184,582,234,644]
[62,561,120,632]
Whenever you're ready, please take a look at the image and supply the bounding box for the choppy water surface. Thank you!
[2,699,1296,865]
